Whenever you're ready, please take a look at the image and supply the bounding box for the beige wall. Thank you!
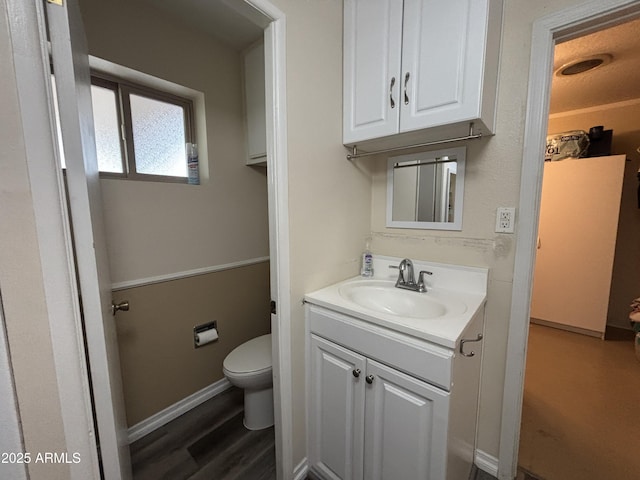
[114,261,270,426]
[269,0,374,467]
[548,103,640,330]
[0,2,69,478]
[79,0,269,284]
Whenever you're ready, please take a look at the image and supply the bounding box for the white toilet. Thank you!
[223,333,274,430]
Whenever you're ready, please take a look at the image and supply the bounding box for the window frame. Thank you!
[89,75,127,179]
[91,71,196,183]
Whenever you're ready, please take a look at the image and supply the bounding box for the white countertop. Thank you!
[304,256,488,349]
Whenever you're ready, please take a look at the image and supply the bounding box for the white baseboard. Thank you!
[127,378,232,444]
[293,457,308,480]
[475,449,499,477]
[530,317,602,338]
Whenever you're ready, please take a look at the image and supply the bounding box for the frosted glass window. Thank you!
[129,94,187,177]
[51,76,124,173]
[90,84,124,173]
[51,70,195,182]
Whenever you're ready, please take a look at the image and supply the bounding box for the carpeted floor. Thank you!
[518,323,640,480]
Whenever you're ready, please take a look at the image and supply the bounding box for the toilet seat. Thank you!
[223,333,272,375]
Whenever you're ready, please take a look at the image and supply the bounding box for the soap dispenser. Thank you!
[360,238,373,277]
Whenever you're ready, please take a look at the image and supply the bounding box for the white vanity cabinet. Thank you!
[310,334,449,480]
[343,0,503,149]
[306,302,484,480]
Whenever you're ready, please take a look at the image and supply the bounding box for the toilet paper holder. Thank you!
[194,321,218,348]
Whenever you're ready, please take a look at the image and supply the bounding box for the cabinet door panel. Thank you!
[243,40,267,163]
[401,0,485,131]
[309,335,366,480]
[364,359,449,480]
[343,0,403,144]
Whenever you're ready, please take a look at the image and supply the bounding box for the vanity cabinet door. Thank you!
[363,359,449,480]
[343,0,403,144]
[309,335,366,480]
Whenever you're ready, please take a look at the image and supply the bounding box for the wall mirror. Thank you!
[386,146,465,230]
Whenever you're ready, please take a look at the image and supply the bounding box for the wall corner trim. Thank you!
[475,449,499,477]
[127,378,232,444]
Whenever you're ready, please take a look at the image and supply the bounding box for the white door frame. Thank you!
[8,0,293,478]
[6,1,104,478]
[245,1,294,478]
[498,1,640,478]
[226,2,293,476]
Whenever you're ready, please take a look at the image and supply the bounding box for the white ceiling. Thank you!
[135,1,640,115]
[551,17,640,114]
[137,0,265,51]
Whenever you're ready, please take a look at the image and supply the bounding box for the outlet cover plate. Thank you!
[496,207,516,233]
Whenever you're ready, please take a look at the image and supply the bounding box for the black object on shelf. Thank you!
[587,125,612,157]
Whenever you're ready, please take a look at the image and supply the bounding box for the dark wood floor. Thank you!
[475,466,538,480]
[130,387,276,480]
[130,386,512,480]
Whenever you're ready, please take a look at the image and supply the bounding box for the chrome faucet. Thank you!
[390,258,432,293]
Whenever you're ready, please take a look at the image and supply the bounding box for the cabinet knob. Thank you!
[365,374,375,384]
[352,368,361,378]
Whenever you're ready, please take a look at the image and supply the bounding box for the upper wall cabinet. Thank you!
[343,0,503,150]
[243,39,267,165]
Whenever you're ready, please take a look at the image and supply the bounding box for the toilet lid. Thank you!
[224,334,272,374]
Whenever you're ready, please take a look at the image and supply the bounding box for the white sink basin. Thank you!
[304,257,488,347]
[338,279,467,320]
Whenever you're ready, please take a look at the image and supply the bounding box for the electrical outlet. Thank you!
[495,207,516,233]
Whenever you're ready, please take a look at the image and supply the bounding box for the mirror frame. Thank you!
[386,146,466,231]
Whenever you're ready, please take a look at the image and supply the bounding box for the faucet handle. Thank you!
[417,270,433,292]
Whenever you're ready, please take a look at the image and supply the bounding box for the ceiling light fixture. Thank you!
[555,54,612,76]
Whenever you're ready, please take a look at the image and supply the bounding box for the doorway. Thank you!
[42,0,291,479]
[500,2,640,479]
[520,18,640,478]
